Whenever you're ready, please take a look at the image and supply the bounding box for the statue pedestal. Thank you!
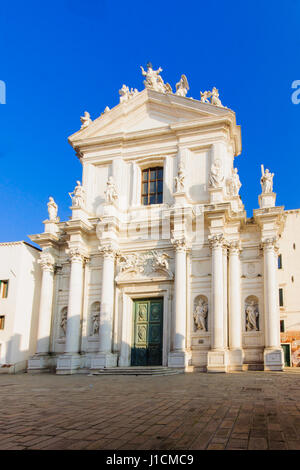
[258,192,276,209]
[43,219,60,235]
[168,350,191,370]
[207,349,229,373]
[230,196,244,213]
[27,353,54,373]
[173,191,189,206]
[70,206,89,222]
[103,202,118,217]
[209,187,224,204]
[90,353,118,369]
[56,354,83,375]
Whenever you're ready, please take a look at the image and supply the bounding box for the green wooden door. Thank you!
[131,298,163,366]
[281,344,291,367]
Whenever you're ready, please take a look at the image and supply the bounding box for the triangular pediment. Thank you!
[69,88,233,144]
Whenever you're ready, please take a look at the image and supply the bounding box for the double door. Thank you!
[131,298,163,366]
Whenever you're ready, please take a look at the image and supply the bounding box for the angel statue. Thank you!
[175,75,189,97]
[80,111,92,129]
[140,62,172,94]
[47,197,58,221]
[69,181,85,208]
[105,176,118,204]
[260,165,274,193]
[200,90,212,103]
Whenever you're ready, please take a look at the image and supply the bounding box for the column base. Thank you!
[90,353,118,369]
[27,354,54,373]
[264,347,284,371]
[207,349,229,373]
[168,350,191,369]
[56,354,82,375]
[228,348,244,372]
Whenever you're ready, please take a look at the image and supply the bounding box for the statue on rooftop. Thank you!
[175,75,189,97]
[69,181,85,208]
[260,165,274,193]
[80,111,92,129]
[140,62,172,94]
[47,197,58,221]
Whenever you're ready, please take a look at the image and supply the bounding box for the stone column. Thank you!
[91,245,118,369]
[28,252,55,371]
[168,238,190,368]
[228,241,244,370]
[57,247,86,374]
[262,238,283,370]
[207,234,228,372]
[223,244,228,350]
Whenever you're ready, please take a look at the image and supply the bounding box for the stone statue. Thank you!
[151,251,171,273]
[80,111,92,129]
[260,165,274,193]
[227,168,241,197]
[200,90,211,103]
[105,176,118,204]
[92,313,99,336]
[210,87,223,107]
[140,62,172,94]
[119,85,139,104]
[193,298,208,332]
[174,161,185,192]
[245,300,259,331]
[47,197,58,221]
[175,75,189,97]
[60,309,67,337]
[69,181,85,208]
[209,159,224,188]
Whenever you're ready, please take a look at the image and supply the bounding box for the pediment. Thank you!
[69,88,233,144]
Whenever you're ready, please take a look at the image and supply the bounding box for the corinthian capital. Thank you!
[66,247,87,263]
[228,240,242,255]
[171,237,190,253]
[98,245,118,259]
[38,252,55,272]
[261,237,278,252]
[208,233,225,249]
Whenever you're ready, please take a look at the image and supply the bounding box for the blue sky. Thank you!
[0,0,299,243]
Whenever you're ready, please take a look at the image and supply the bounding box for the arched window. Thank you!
[141,167,163,205]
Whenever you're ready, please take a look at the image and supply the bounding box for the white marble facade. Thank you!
[28,66,285,374]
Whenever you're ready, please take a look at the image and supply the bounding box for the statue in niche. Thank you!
[245,299,259,331]
[91,312,100,336]
[209,159,224,188]
[174,161,186,192]
[80,111,92,129]
[210,87,223,106]
[47,196,58,221]
[260,165,274,193]
[227,168,241,197]
[175,75,189,97]
[60,308,67,337]
[193,297,208,332]
[105,176,118,204]
[69,181,85,208]
[140,62,172,94]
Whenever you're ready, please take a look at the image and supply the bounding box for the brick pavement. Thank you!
[0,370,300,450]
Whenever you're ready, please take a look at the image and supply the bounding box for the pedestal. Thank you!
[258,192,276,209]
[43,219,60,234]
[173,191,189,206]
[264,348,284,371]
[209,187,224,204]
[90,353,118,369]
[27,354,54,373]
[207,350,229,373]
[168,351,191,369]
[56,354,82,375]
[70,206,89,222]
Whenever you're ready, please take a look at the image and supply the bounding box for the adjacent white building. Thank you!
[0,241,41,372]
[2,65,299,374]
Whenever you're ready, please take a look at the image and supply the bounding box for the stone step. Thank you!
[88,367,183,376]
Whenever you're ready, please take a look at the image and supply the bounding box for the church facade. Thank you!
[27,65,287,374]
